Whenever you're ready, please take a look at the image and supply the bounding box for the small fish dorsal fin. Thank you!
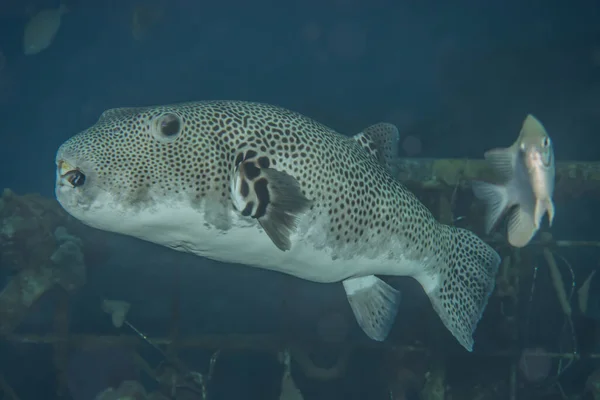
[351,123,400,173]
[521,114,546,138]
[97,107,145,124]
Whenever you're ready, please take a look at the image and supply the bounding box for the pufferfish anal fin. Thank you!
[230,158,312,251]
[343,275,401,341]
[351,123,400,173]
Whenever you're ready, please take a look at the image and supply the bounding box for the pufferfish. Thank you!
[55,101,501,351]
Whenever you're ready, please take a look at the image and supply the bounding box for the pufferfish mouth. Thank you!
[58,160,87,188]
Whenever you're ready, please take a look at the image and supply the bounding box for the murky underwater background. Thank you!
[0,0,600,399]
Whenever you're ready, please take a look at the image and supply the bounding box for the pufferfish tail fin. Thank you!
[414,225,501,351]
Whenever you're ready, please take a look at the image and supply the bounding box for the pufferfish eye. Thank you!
[151,113,183,143]
[65,170,86,188]
[158,113,181,137]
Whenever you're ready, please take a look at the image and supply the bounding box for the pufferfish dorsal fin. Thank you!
[351,123,400,173]
[230,152,312,251]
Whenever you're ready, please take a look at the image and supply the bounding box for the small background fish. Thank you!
[131,2,165,42]
[23,3,68,55]
[472,114,555,247]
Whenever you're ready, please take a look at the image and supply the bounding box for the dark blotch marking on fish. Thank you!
[241,201,254,216]
[258,156,270,168]
[253,178,270,218]
[245,163,261,180]
[234,153,244,167]
[240,180,249,197]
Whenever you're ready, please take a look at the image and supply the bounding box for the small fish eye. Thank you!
[65,170,86,188]
[159,113,182,137]
[542,137,550,147]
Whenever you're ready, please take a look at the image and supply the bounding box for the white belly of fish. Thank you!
[83,199,418,283]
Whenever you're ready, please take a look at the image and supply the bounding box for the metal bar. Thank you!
[4,333,597,360]
[395,158,600,199]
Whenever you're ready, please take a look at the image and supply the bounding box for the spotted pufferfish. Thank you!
[55,100,501,351]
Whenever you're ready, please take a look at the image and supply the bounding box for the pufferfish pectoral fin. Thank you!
[230,160,312,251]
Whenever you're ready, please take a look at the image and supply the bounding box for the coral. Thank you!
[0,189,89,335]
[0,188,67,273]
[421,359,446,400]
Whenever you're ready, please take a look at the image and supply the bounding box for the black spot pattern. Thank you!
[430,226,501,350]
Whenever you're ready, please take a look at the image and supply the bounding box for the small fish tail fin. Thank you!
[546,199,556,227]
[507,205,538,248]
[342,275,401,341]
[534,198,556,229]
[471,180,509,234]
[415,225,501,351]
